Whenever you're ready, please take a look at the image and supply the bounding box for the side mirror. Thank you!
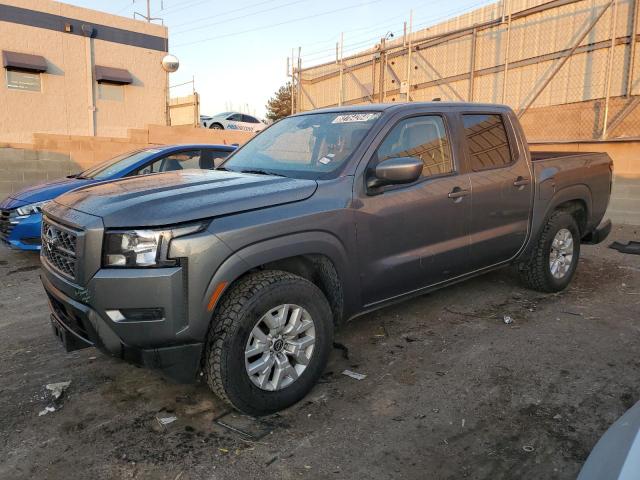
[367,157,423,192]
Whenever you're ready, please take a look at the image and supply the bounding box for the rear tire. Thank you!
[203,270,333,416]
[519,210,581,292]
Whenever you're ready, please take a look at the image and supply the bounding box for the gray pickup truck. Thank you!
[40,103,612,415]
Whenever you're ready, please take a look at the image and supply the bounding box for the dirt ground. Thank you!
[1,225,639,480]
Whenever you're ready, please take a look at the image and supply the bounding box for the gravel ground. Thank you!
[1,225,639,480]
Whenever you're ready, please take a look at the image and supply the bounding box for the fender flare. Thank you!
[197,231,357,336]
[521,183,593,259]
[542,183,592,224]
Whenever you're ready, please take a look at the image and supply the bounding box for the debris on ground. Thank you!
[373,325,388,338]
[402,334,419,343]
[332,341,350,360]
[215,412,272,440]
[156,415,177,426]
[342,369,367,380]
[46,381,71,400]
[618,265,640,272]
[38,380,71,416]
[38,406,56,417]
[522,445,535,452]
[444,306,484,318]
[609,241,640,255]
[503,315,514,325]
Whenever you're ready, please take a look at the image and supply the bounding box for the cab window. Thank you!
[376,115,453,178]
[227,114,243,121]
[462,114,513,171]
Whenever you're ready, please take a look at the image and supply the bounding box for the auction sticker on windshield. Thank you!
[332,113,381,123]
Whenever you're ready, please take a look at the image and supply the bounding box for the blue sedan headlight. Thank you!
[16,200,50,216]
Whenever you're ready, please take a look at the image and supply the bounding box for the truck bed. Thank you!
[529,149,612,238]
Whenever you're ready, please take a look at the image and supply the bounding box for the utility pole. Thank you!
[297,46,302,113]
[405,9,413,101]
[134,0,162,23]
[338,32,344,106]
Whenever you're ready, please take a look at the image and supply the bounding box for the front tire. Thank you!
[519,210,581,292]
[209,123,223,130]
[204,270,333,416]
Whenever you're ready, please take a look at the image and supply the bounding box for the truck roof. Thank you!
[298,102,512,115]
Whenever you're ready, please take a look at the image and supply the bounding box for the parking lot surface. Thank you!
[1,225,639,480]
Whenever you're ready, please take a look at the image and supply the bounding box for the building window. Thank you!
[6,70,41,91]
[98,82,124,101]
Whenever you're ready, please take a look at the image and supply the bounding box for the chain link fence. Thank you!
[294,0,640,142]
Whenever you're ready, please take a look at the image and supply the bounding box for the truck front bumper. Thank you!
[41,266,203,383]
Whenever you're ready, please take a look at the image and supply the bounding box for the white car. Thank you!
[200,112,266,133]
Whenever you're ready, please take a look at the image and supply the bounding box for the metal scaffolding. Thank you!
[292,0,640,142]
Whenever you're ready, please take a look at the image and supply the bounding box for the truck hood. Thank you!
[1,177,95,209]
[53,170,318,228]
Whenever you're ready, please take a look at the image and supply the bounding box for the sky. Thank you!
[64,0,495,118]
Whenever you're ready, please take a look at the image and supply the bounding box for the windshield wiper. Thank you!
[238,169,287,178]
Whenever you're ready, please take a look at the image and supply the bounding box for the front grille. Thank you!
[41,219,78,280]
[0,209,15,242]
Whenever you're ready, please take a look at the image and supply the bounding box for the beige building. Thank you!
[0,0,168,143]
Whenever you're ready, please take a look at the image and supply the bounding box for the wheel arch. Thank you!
[543,184,592,236]
[201,232,357,333]
[521,184,592,261]
[209,122,224,129]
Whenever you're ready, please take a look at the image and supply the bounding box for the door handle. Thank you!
[448,187,470,199]
[513,176,531,187]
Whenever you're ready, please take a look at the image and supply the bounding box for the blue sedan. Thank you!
[0,144,236,250]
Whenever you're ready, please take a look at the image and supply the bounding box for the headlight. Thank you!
[16,200,50,216]
[103,222,206,267]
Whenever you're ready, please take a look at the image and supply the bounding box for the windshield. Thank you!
[222,111,380,179]
[80,149,161,180]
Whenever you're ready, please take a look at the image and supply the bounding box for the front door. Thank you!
[355,114,472,306]
[461,113,533,270]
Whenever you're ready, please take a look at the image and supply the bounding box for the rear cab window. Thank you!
[462,114,514,171]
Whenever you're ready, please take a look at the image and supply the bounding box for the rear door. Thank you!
[461,112,533,270]
[355,112,472,306]
[226,113,253,132]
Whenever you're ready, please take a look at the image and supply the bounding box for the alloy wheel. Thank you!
[244,304,316,391]
[549,228,574,279]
